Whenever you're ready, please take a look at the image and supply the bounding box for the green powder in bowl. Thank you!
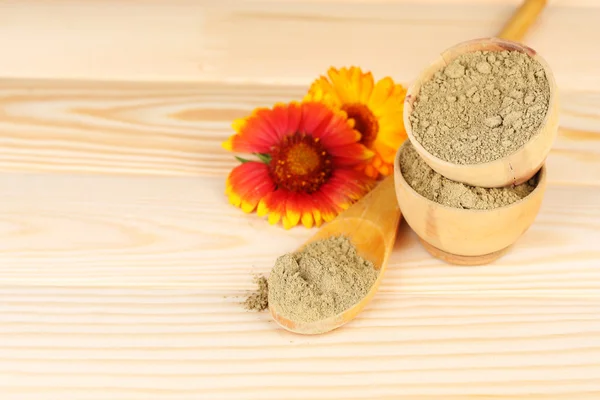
[409,49,550,165]
[399,141,538,210]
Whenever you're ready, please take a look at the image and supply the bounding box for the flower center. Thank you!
[342,103,379,148]
[269,133,333,193]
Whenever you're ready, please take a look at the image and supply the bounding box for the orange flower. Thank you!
[222,101,376,229]
[305,66,407,179]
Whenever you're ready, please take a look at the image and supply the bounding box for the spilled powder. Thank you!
[268,236,378,324]
[244,275,269,311]
[410,50,550,164]
[399,142,538,209]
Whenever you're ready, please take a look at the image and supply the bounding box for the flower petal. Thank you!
[300,102,361,150]
[379,163,392,176]
[305,76,341,107]
[310,190,340,222]
[352,67,375,103]
[260,189,307,227]
[326,67,355,104]
[363,164,378,178]
[312,208,323,227]
[223,103,303,153]
[376,124,407,149]
[299,102,335,139]
[328,143,374,167]
[284,193,302,229]
[367,77,395,113]
[268,102,303,139]
[301,212,314,229]
[326,66,374,104]
[373,140,400,164]
[330,169,377,200]
[225,162,275,213]
[296,192,320,229]
[316,169,375,217]
[260,190,288,226]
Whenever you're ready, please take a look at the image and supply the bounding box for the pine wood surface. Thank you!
[1,0,600,398]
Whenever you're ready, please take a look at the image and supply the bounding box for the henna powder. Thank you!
[409,49,550,164]
[268,236,377,323]
[399,141,538,210]
[244,275,269,311]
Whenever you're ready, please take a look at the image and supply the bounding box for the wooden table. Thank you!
[1,0,599,398]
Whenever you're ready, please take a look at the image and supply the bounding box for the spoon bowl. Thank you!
[269,175,402,335]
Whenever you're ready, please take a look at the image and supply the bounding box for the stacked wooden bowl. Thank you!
[393,37,560,266]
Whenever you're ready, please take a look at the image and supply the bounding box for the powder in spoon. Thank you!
[399,141,538,209]
[268,235,378,324]
[409,49,550,164]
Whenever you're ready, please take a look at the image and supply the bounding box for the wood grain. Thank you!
[1,287,600,399]
[1,173,599,295]
[0,79,297,177]
[1,0,600,398]
[0,0,598,91]
[1,79,600,185]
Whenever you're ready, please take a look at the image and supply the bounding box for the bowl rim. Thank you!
[403,36,557,170]
[394,140,548,214]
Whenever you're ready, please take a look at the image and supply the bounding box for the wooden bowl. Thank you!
[393,142,547,265]
[403,37,559,188]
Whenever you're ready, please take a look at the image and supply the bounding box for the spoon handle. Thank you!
[340,176,401,243]
[498,0,547,42]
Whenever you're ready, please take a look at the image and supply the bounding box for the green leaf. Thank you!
[235,156,251,164]
[234,153,271,164]
[255,153,272,164]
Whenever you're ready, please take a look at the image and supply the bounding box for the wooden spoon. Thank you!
[269,175,402,335]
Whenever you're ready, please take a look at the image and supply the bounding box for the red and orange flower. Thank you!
[222,101,376,229]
